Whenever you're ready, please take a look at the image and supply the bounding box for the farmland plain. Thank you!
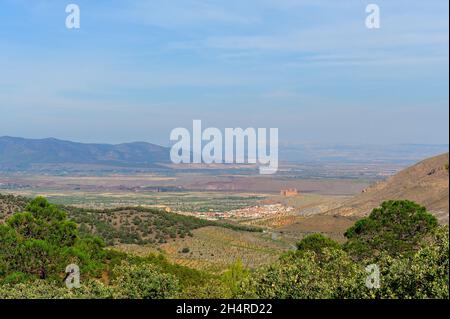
[0,162,403,272]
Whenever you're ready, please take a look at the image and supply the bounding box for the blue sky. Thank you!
[0,0,448,145]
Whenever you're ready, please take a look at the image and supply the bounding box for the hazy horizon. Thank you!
[1,135,449,149]
[1,0,449,146]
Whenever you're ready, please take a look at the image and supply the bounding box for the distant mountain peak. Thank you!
[0,136,170,172]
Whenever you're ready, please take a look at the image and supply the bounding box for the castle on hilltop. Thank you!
[280,188,299,196]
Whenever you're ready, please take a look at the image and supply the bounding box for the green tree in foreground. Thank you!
[0,279,114,299]
[0,198,448,299]
[238,247,366,299]
[367,225,449,299]
[344,200,438,261]
[296,233,340,256]
[222,259,249,297]
[237,200,448,299]
[0,197,105,282]
[110,262,180,299]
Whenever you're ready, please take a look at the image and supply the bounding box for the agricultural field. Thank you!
[0,188,360,272]
[116,226,291,272]
[0,188,266,212]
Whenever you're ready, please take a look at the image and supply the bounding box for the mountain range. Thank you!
[1,136,449,173]
[0,136,170,171]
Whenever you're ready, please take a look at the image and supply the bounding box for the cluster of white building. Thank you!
[178,204,295,221]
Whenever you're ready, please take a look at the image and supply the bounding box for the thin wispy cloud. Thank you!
[0,0,448,145]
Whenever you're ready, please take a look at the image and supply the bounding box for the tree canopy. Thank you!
[0,197,105,282]
[0,198,448,299]
[344,200,438,260]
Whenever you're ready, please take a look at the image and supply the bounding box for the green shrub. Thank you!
[222,259,249,297]
[344,200,438,261]
[111,262,180,299]
[238,247,366,299]
[0,279,113,299]
[0,197,106,281]
[361,225,449,299]
[296,234,341,255]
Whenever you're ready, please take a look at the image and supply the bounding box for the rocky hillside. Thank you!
[327,153,449,223]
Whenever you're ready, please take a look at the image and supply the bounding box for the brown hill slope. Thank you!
[327,153,449,223]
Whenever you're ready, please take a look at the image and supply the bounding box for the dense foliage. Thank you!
[0,193,29,221]
[67,206,262,246]
[0,193,262,246]
[235,201,448,299]
[296,233,341,255]
[344,200,438,260]
[367,225,449,299]
[110,262,180,299]
[0,197,106,282]
[0,197,448,299]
